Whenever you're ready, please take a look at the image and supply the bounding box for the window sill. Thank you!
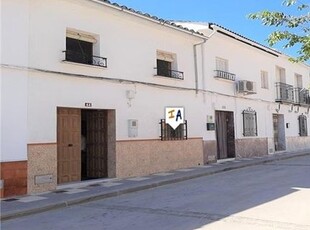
[62,60,107,69]
[153,74,184,81]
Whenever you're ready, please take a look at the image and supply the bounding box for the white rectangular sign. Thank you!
[165,107,184,130]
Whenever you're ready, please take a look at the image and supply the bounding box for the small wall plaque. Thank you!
[35,175,53,185]
[207,123,215,131]
[85,103,92,107]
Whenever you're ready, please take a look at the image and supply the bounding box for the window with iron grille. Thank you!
[298,115,308,136]
[157,59,172,77]
[66,37,93,65]
[159,119,187,141]
[64,29,107,68]
[242,108,257,136]
[155,50,183,80]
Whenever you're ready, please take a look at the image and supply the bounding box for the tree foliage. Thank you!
[249,0,310,62]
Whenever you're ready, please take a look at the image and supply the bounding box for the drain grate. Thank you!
[53,190,67,193]
[88,184,101,187]
[3,198,19,202]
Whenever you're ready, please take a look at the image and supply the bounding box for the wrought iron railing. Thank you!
[63,50,107,68]
[294,88,310,106]
[155,68,184,80]
[214,70,236,81]
[159,119,187,141]
[275,82,294,104]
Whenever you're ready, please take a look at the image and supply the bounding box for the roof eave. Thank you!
[88,0,206,40]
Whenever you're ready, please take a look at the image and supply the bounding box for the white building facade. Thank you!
[1,0,309,197]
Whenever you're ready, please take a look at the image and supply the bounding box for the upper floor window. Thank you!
[276,66,286,83]
[242,108,257,137]
[215,57,235,81]
[64,29,107,68]
[155,50,183,80]
[261,71,269,89]
[295,74,303,88]
[216,57,228,72]
[298,115,308,136]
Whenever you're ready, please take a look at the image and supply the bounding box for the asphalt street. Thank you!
[2,155,310,230]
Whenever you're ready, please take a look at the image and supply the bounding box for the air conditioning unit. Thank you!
[236,80,257,95]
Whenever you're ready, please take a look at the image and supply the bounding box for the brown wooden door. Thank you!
[216,111,228,159]
[215,111,235,159]
[226,112,236,158]
[57,108,81,184]
[86,110,108,178]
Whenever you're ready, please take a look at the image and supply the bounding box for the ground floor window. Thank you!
[298,114,308,136]
[242,108,257,136]
[160,119,187,141]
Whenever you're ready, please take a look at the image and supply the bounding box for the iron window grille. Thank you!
[159,119,187,141]
[242,108,257,136]
[156,59,184,80]
[298,115,308,136]
[63,37,107,68]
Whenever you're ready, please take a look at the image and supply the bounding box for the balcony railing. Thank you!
[214,70,236,81]
[294,87,310,106]
[155,67,184,80]
[275,82,294,104]
[63,50,107,68]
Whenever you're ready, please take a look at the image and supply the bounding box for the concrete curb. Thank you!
[1,151,309,221]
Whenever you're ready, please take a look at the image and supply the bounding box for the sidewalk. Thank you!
[1,150,309,221]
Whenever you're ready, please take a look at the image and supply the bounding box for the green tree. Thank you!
[249,0,309,62]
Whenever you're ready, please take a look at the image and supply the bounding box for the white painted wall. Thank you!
[1,69,28,162]
[27,71,206,143]
[1,0,310,163]
[26,0,202,89]
[197,24,310,141]
[1,0,29,162]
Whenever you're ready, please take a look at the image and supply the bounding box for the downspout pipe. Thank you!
[194,29,216,94]
[194,39,207,94]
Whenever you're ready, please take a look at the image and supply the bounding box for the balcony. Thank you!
[294,88,310,106]
[214,70,236,81]
[63,50,107,68]
[275,82,294,104]
[155,67,184,80]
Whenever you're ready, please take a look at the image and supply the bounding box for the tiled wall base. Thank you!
[203,140,217,163]
[116,138,203,178]
[286,136,310,152]
[0,161,27,198]
[27,144,57,194]
[235,138,268,158]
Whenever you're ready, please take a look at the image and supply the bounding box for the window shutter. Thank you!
[216,58,228,72]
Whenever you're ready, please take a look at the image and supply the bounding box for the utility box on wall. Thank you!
[128,119,138,137]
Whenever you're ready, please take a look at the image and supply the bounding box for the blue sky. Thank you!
[112,0,304,59]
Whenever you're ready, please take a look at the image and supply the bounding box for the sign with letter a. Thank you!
[165,107,184,130]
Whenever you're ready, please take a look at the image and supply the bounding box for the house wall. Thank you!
[1,1,309,197]
[1,0,205,196]
[199,26,310,161]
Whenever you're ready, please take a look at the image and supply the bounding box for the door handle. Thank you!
[68,144,73,147]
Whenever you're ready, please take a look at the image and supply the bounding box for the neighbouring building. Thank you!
[1,0,309,198]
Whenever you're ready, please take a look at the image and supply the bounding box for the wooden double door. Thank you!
[57,108,108,184]
[215,111,236,159]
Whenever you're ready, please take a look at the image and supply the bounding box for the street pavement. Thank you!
[1,150,310,230]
